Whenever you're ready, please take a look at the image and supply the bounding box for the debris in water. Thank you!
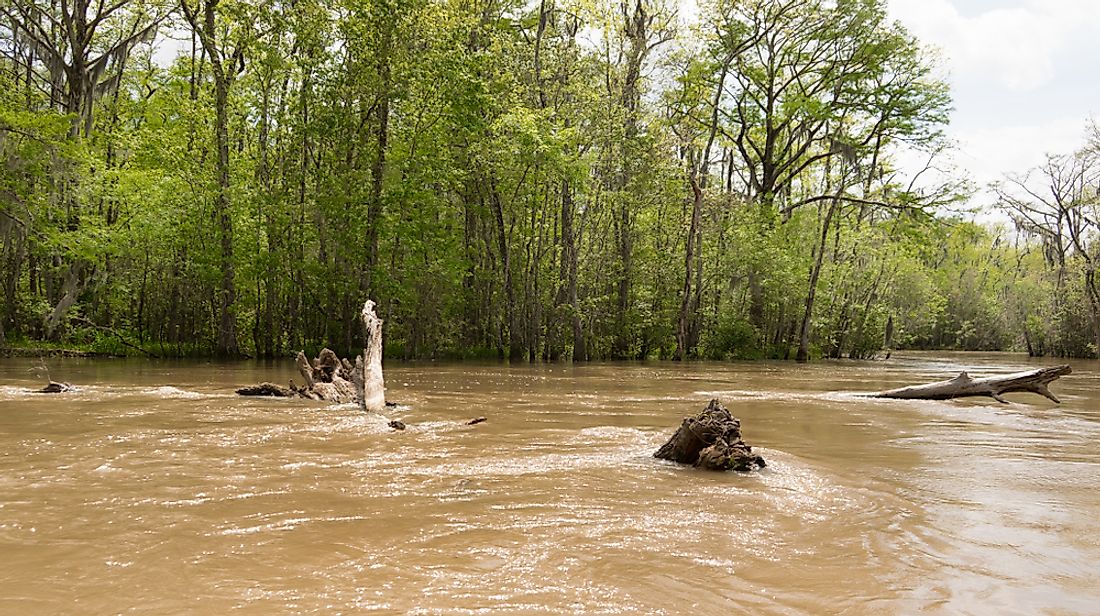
[654,399,765,471]
[34,381,76,394]
[236,300,386,411]
[236,382,294,397]
[871,364,1071,403]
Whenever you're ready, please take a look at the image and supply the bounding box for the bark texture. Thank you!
[236,382,294,397]
[359,300,386,412]
[872,365,1071,403]
[654,399,765,471]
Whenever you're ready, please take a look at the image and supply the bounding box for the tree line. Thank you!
[1,0,1097,360]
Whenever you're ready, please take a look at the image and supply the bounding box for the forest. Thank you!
[1,0,1098,361]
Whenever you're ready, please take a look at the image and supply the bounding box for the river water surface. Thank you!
[2,352,1099,614]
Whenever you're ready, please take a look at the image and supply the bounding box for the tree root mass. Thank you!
[654,399,765,471]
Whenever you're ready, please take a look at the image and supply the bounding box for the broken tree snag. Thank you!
[872,365,1072,403]
[237,348,360,402]
[237,299,387,409]
[358,300,386,413]
[296,348,360,403]
[654,399,765,472]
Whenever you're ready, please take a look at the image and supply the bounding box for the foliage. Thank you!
[0,0,1093,358]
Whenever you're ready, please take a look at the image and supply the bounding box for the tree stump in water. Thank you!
[871,365,1071,403]
[237,300,386,411]
[236,348,360,402]
[654,399,765,471]
[33,380,76,394]
[291,347,361,403]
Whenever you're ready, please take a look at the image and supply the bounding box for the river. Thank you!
[1,352,1098,614]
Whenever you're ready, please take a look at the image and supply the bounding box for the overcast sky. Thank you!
[886,0,1100,212]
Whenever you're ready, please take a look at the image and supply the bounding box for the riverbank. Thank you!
[0,343,119,359]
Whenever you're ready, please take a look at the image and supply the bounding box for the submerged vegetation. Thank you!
[1,0,1098,359]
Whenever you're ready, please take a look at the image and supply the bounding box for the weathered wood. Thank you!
[295,352,315,389]
[238,300,386,408]
[236,382,295,397]
[654,399,765,471]
[290,347,360,402]
[359,300,386,412]
[872,365,1071,403]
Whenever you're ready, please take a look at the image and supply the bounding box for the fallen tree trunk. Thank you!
[654,399,765,471]
[872,365,1071,403]
[237,300,386,411]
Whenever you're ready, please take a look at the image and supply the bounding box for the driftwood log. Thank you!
[872,365,1071,403]
[237,300,386,411]
[654,399,765,471]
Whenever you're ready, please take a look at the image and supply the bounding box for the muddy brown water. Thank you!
[2,352,1099,614]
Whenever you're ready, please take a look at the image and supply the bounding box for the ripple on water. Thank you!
[142,386,207,399]
[0,385,35,400]
[3,356,1099,614]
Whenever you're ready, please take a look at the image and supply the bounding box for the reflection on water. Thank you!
[1,352,1099,614]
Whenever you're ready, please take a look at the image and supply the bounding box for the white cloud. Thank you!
[887,0,1099,215]
[887,0,1082,92]
[954,117,1088,210]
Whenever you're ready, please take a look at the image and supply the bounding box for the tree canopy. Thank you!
[1,0,1096,360]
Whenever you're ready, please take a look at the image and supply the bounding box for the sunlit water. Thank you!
[2,352,1099,614]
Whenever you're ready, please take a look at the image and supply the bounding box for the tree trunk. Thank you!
[557,180,585,361]
[796,196,839,362]
[43,262,87,340]
[213,63,239,358]
[675,175,703,359]
[611,0,651,359]
[488,178,522,360]
[365,63,389,297]
[872,365,1071,403]
[185,0,240,357]
[1085,269,1100,359]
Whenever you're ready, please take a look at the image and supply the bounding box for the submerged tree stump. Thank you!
[33,380,76,393]
[237,300,386,411]
[872,365,1071,403]
[654,399,765,471]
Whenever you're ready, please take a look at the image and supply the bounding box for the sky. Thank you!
[886,0,1100,213]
